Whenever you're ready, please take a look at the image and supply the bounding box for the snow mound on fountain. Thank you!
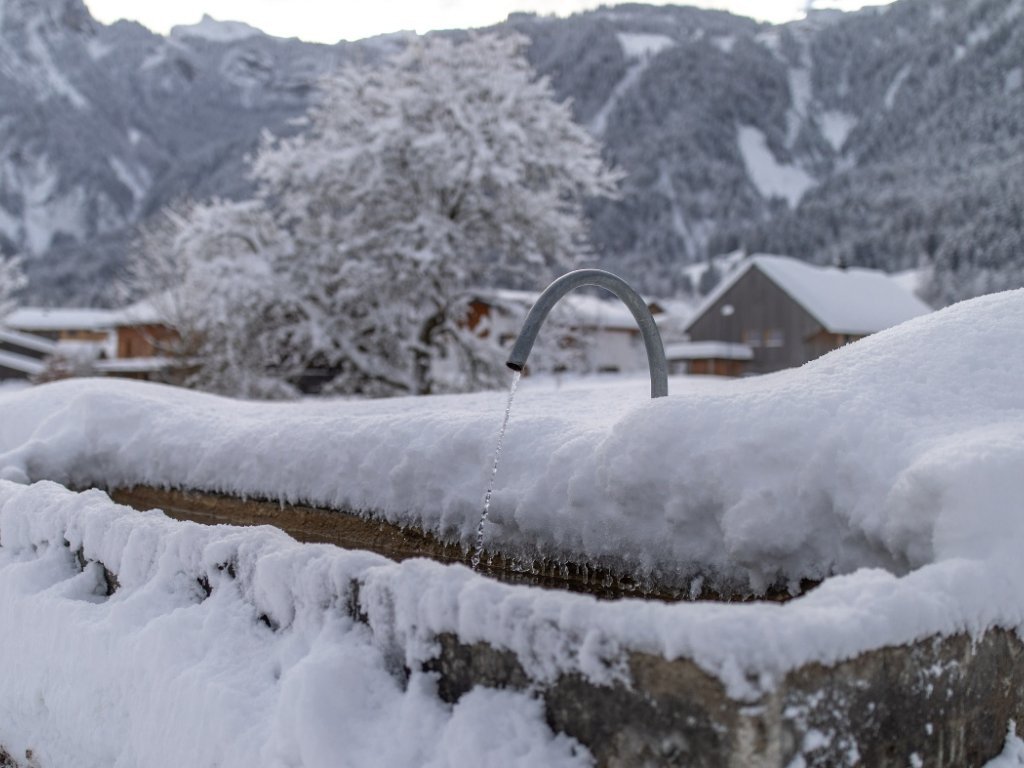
[2,289,1024,591]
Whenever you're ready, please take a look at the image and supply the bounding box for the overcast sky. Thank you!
[83,1,893,44]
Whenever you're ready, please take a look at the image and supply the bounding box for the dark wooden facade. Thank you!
[686,358,746,377]
[686,265,850,374]
[116,324,178,359]
[806,329,865,361]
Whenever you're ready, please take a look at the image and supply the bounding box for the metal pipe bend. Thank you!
[505,269,668,398]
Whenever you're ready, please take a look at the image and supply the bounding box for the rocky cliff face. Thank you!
[1,0,1021,304]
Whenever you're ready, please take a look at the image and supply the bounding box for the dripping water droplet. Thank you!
[471,371,521,570]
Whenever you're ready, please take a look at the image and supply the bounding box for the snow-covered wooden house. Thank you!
[108,297,178,364]
[3,298,178,382]
[680,254,932,375]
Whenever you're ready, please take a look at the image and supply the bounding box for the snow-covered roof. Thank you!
[111,295,167,326]
[4,296,169,333]
[890,267,926,295]
[664,341,753,361]
[687,254,932,336]
[4,307,119,332]
[94,357,173,374]
[650,297,695,319]
[0,350,44,375]
[0,328,57,355]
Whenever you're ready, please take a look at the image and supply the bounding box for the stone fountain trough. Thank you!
[4,287,1024,766]
[102,483,1024,768]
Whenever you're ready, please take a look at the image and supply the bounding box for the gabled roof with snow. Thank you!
[4,307,119,332]
[111,295,167,326]
[4,295,170,333]
[686,254,932,336]
[0,328,57,355]
[0,350,44,375]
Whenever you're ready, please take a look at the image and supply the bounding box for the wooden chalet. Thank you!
[3,297,179,383]
[684,255,932,375]
[109,297,179,377]
[4,307,118,344]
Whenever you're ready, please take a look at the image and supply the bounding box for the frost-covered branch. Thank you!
[0,255,26,321]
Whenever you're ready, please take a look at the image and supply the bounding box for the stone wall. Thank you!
[108,485,1023,767]
[426,630,1023,767]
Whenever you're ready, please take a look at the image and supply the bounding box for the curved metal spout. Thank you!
[506,269,668,398]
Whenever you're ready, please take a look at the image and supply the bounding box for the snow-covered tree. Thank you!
[255,33,619,395]
[127,200,300,398]
[133,33,618,397]
[0,256,26,321]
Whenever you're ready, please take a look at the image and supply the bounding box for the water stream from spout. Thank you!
[471,371,521,570]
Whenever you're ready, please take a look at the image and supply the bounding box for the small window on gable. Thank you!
[764,329,785,348]
[742,329,762,348]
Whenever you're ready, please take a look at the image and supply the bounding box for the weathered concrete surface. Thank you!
[426,630,1023,767]
[774,630,1024,767]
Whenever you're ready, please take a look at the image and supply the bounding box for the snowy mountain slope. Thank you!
[509,0,1024,297]
[0,0,348,304]
[0,0,1021,304]
[730,0,1024,304]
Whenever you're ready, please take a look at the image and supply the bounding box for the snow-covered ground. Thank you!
[736,124,816,207]
[988,724,1024,767]
[3,290,1024,764]
[0,380,30,395]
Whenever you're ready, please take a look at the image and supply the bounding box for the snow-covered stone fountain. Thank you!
[2,289,1024,766]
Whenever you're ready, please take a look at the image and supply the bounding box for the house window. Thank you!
[764,329,785,348]
[741,329,762,348]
